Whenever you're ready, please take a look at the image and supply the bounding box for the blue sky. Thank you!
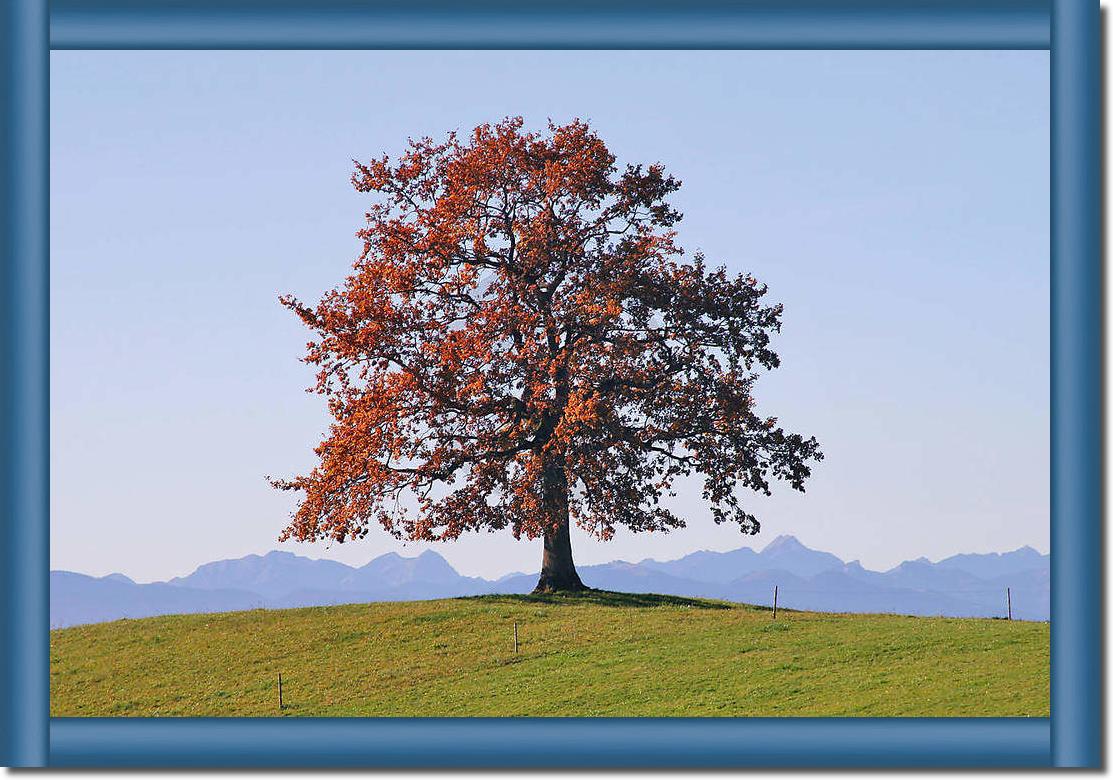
[50,51,1049,582]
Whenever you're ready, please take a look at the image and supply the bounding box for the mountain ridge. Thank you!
[51,535,1049,628]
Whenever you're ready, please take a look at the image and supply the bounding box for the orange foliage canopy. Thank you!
[274,117,822,551]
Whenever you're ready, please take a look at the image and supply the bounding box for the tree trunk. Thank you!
[532,457,586,593]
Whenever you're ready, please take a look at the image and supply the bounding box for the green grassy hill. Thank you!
[50,592,1048,717]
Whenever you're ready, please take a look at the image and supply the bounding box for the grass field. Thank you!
[50,591,1048,717]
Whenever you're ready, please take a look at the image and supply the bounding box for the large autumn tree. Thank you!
[273,117,822,592]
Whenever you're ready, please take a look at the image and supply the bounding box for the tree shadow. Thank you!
[460,589,733,610]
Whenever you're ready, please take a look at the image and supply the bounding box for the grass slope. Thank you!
[50,592,1048,717]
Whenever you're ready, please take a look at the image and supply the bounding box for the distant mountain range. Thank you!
[50,535,1049,628]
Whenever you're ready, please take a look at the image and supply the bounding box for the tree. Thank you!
[272,117,822,593]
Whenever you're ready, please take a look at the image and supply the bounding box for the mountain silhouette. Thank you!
[51,536,1049,628]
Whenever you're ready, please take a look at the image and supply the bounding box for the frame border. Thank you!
[50,718,1051,768]
[48,0,1052,50]
[1,0,48,767]
[1,0,1098,768]
[1050,0,1101,766]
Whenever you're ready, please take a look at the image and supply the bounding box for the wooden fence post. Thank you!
[278,673,284,710]
[1007,587,1012,621]
[772,585,778,620]
[514,622,519,654]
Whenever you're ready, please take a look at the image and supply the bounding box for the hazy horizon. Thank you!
[51,51,1050,582]
[55,532,1047,586]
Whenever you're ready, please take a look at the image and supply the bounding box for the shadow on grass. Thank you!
[459,589,733,610]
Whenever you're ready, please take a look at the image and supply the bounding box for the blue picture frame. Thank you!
[1,0,1098,767]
